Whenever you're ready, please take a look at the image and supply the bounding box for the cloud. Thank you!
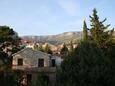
[57,0,77,16]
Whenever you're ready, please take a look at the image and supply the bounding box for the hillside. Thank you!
[21,31,83,45]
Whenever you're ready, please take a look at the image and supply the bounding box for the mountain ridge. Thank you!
[21,31,115,45]
[21,31,82,45]
[21,31,83,45]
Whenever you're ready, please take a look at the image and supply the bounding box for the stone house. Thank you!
[12,48,57,86]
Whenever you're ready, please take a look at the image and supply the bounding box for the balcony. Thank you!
[12,65,56,73]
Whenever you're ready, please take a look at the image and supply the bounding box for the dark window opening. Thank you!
[38,59,44,67]
[27,74,32,84]
[51,59,56,67]
[18,58,23,66]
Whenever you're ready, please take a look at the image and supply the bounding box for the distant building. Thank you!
[25,42,35,49]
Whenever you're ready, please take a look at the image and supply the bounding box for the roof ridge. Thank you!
[12,48,49,56]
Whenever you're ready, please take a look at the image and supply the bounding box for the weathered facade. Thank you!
[12,48,57,86]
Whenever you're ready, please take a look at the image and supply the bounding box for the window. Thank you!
[18,58,23,66]
[51,59,56,67]
[38,59,44,67]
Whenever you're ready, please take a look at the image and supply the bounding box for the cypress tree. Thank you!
[38,45,44,52]
[69,41,74,52]
[44,44,52,54]
[83,20,88,41]
[61,43,68,55]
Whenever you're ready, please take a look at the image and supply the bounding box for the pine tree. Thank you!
[90,8,99,42]
[89,8,114,48]
[83,20,88,41]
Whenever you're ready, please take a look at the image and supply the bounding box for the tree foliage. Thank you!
[69,41,74,52]
[89,8,115,60]
[38,44,44,52]
[57,8,115,86]
[0,26,21,52]
[29,72,49,86]
[43,44,52,54]
[0,26,21,71]
[0,26,20,44]
[0,70,20,86]
[61,43,69,55]
[83,20,88,41]
[57,42,115,86]
[89,8,114,48]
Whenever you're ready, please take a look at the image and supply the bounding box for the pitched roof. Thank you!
[12,48,49,59]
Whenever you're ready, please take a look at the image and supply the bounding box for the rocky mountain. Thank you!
[21,31,83,45]
[21,31,115,45]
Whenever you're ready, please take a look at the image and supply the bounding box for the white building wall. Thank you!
[12,48,50,70]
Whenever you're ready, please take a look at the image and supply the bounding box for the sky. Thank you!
[0,0,115,36]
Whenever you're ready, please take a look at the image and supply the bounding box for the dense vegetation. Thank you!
[57,8,115,86]
[0,26,21,86]
[29,72,49,86]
